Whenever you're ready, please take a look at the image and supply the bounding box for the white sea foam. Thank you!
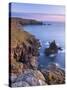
[49,54,56,57]
[39,40,43,46]
[40,53,44,56]
[48,62,60,69]
[56,43,60,47]
[58,49,65,54]
[45,41,49,46]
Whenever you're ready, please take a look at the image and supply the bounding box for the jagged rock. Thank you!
[10,18,41,78]
[33,70,46,81]
[11,69,47,87]
[11,62,24,75]
[48,69,65,84]
[10,73,18,83]
[38,79,47,85]
[12,81,30,87]
[40,64,65,85]
[30,56,38,69]
[11,38,40,72]
[44,40,62,56]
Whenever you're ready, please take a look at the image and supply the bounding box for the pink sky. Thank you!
[37,14,65,22]
[16,13,65,22]
[11,3,65,22]
[25,14,65,22]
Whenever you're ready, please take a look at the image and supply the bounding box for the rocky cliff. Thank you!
[9,17,65,87]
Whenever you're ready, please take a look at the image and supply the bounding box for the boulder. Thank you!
[40,65,65,85]
[10,73,18,83]
[12,81,30,87]
[30,56,38,69]
[11,69,47,87]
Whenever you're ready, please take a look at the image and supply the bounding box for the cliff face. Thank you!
[9,17,47,87]
[10,17,41,74]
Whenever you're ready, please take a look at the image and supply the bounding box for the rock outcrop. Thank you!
[40,63,65,85]
[44,40,62,56]
[11,69,47,87]
[10,17,41,74]
[9,17,45,87]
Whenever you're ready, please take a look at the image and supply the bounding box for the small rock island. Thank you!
[45,40,62,57]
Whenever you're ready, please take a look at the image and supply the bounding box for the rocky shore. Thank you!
[9,17,65,87]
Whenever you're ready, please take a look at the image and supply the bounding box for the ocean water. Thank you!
[23,22,65,69]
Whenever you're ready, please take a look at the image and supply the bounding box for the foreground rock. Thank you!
[40,63,65,85]
[11,69,47,87]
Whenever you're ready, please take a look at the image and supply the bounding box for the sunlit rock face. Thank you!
[11,69,47,87]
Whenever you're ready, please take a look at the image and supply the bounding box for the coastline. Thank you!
[9,17,65,87]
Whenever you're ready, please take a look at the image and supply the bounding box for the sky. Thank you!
[10,3,65,22]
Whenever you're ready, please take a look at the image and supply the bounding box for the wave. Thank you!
[49,54,56,57]
[40,53,44,56]
[45,41,49,46]
[47,62,65,71]
[48,62,61,69]
[58,49,65,54]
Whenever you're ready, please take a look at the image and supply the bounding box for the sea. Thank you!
[23,22,65,70]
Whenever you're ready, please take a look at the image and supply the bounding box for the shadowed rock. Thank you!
[45,40,62,56]
[40,64,65,85]
[12,81,30,87]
